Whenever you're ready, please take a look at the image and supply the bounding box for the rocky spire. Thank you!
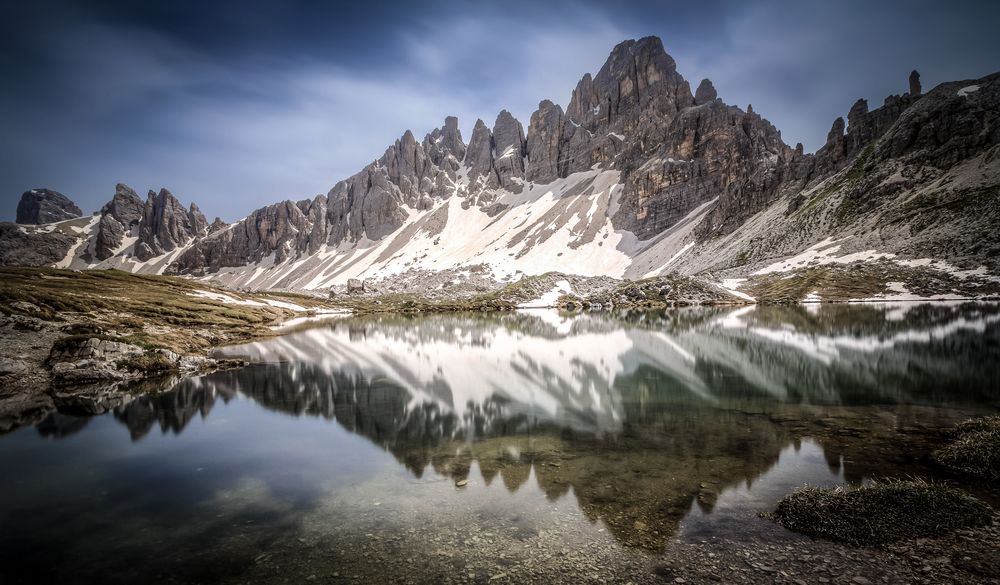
[424,116,466,169]
[909,70,922,97]
[94,183,144,260]
[463,119,495,187]
[827,117,846,143]
[525,100,564,184]
[694,79,717,105]
[188,203,208,236]
[134,189,205,261]
[439,116,465,161]
[566,36,693,132]
[490,110,526,192]
[847,98,869,131]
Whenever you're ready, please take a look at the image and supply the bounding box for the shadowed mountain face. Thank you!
[15,303,997,555]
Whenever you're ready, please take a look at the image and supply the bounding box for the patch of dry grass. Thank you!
[743,259,1000,303]
[0,267,315,353]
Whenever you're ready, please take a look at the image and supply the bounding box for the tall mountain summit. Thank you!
[3,36,998,294]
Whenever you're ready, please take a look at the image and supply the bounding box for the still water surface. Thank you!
[1,303,998,583]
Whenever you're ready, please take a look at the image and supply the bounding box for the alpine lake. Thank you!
[1,302,998,584]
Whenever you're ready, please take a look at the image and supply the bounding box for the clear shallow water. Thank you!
[1,303,998,584]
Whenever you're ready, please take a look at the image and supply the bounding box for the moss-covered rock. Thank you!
[935,415,1000,482]
[118,350,177,374]
[773,479,992,546]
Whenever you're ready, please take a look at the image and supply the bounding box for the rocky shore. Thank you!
[0,267,340,432]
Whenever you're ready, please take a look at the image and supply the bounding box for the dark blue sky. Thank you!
[2,0,998,222]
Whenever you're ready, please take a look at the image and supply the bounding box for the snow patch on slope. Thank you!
[718,278,755,302]
[518,279,574,308]
[202,169,641,291]
[753,236,995,281]
[55,216,100,268]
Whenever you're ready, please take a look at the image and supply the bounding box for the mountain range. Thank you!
[3,36,998,298]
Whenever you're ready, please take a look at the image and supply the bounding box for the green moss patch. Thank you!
[935,416,1000,482]
[773,479,992,546]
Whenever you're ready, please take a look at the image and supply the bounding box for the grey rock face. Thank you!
[424,115,466,167]
[174,118,465,275]
[0,223,76,266]
[525,100,564,184]
[694,79,718,105]
[49,337,145,364]
[135,189,208,261]
[47,337,185,383]
[876,73,1000,167]
[464,119,495,188]
[95,184,144,260]
[16,189,82,224]
[208,218,228,234]
[174,198,318,273]
[103,184,145,226]
[566,36,693,136]
[490,110,527,192]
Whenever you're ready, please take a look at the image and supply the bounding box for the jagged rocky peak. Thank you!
[566,36,693,133]
[424,115,466,167]
[188,202,209,235]
[847,98,869,129]
[173,196,325,276]
[208,217,228,234]
[134,188,208,261]
[694,79,718,105]
[827,116,846,142]
[812,69,927,178]
[491,110,527,192]
[464,118,494,187]
[94,183,144,260]
[382,129,433,203]
[526,99,565,184]
[15,188,82,224]
[873,70,999,168]
[102,183,144,225]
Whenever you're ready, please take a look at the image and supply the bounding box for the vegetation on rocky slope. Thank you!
[935,416,1000,482]
[324,271,747,313]
[773,479,993,546]
[741,259,1000,303]
[0,267,331,354]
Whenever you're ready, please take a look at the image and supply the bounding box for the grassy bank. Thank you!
[0,267,334,354]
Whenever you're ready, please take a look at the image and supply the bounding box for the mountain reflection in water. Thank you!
[2,303,998,583]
